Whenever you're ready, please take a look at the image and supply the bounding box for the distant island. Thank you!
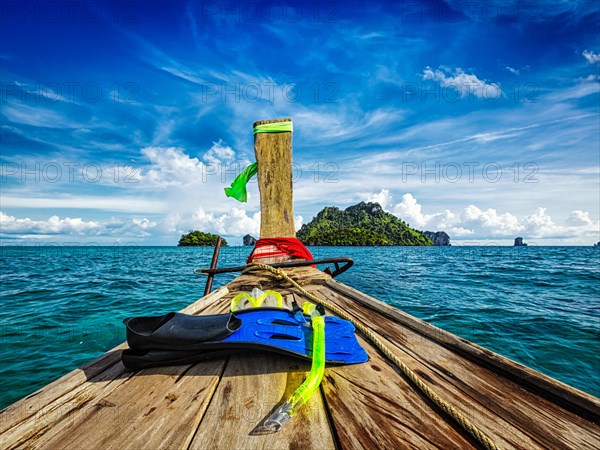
[296,202,433,246]
[514,237,528,247]
[423,231,451,246]
[178,231,228,247]
[243,234,257,246]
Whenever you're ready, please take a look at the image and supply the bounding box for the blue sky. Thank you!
[1,0,599,245]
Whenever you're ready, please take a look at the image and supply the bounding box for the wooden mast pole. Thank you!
[253,117,295,238]
[251,117,295,264]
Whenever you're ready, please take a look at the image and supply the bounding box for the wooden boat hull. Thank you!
[1,266,599,449]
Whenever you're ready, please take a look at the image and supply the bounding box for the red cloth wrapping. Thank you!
[247,237,313,263]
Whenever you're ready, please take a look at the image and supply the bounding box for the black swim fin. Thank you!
[121,308,368,370]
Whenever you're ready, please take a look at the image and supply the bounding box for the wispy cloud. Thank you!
[2,102,80,129]
[0,196,168,213]
[582,49,600,64]
[422,66,502,99]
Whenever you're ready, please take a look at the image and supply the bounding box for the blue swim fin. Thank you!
[122,308,368,370]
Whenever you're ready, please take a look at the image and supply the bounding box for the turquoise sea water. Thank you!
[1,245,598,408]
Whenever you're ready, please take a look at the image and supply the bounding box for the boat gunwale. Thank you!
[327,278,600,423]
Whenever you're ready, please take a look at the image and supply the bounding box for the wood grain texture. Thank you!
[315,283,600,449]
[190,353,335,450]
[253,118,295,238]
[327,279,600,421]
[320,338,479,450]
[10,361,227,450]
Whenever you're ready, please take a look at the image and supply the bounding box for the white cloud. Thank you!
[582,50,600,64]
[460,205,523,236]
[137,143,253,207]
[0,211,101,235]
[504,66,520,75]
[133,144,264,225]
[140,146,206,187]
[132,217,156,229]
[390,192,455,229]
[0,211,157,238]
[364,191,600,243]
[0,144,266,242]
[566,210,593,226]
[367,189,393,210]
[522,207,562,238]
[448,227,474,236]
[366,190,455,230]
[422,66,502,99]
[192,207,261,236]
[391,193,428,227]
[202,140,237,166]
[171,208,303,237]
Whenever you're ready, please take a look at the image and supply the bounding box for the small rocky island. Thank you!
[296,201,433,246]
[243,234,257,246]
[178,231,228,246]
[514,237,528,247]
[423,231,451,246]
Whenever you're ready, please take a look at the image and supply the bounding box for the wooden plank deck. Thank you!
[1,267,599,450]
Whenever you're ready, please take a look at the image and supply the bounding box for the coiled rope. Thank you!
[242,262,501,450]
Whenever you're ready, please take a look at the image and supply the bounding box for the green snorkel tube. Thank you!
[263,302,326,432]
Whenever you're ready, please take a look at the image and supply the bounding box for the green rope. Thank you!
[253,121,293,135]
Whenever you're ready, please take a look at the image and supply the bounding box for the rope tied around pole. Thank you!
[242,262,502,450]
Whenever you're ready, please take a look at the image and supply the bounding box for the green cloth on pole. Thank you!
[224,162,258,203]
[225,121,291,202]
